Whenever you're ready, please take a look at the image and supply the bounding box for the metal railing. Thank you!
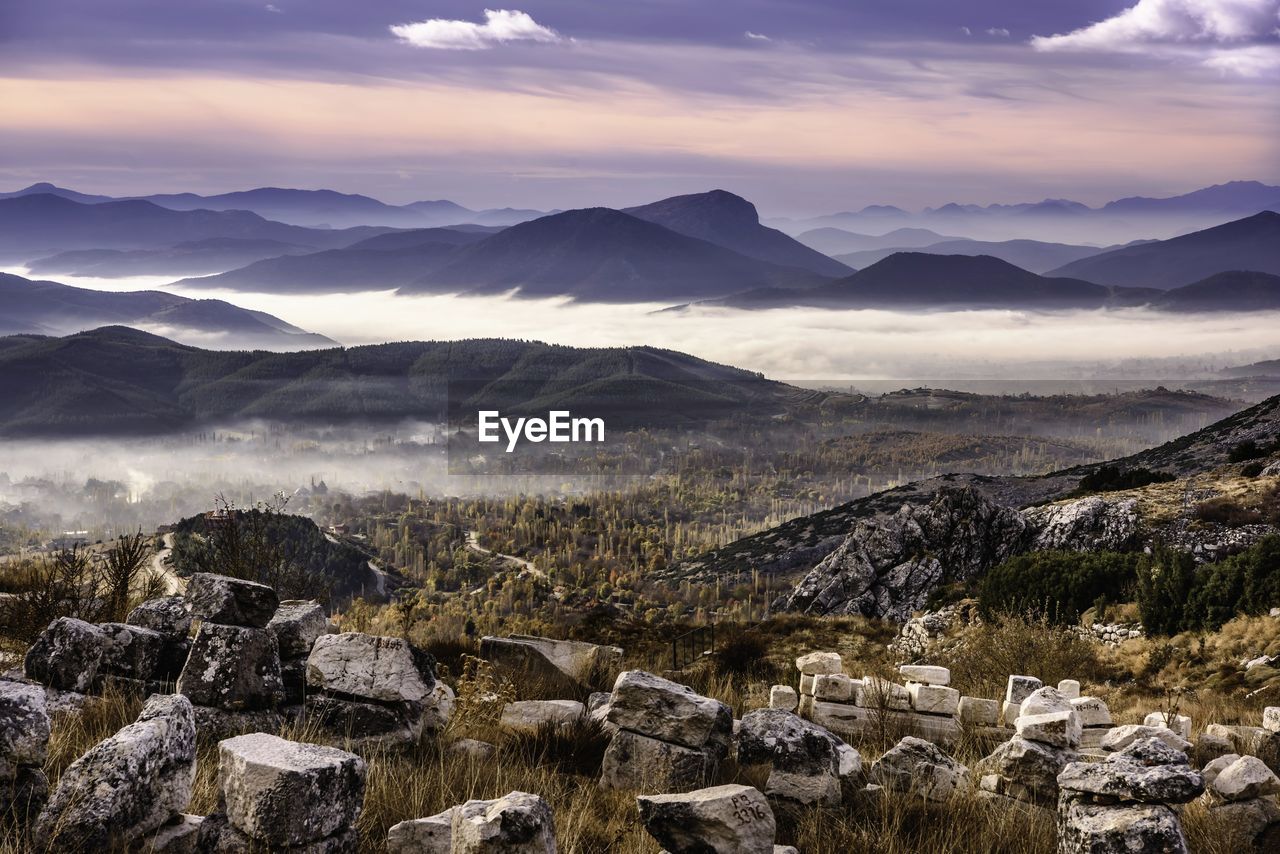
[670,623,715,671]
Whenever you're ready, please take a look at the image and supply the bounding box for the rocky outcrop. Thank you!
[775,487,1031,621]
[0,681,50,822]
[737,708,861,806]
[637,784,776,854]
[1025,496,1140,552]
[34,693,196,849]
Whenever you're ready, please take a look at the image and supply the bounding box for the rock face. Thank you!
[176,623,282,710]
[1025,496,1140,552]
[776,486,1031,621]
[217,733,366,848]
[187,572,279,628]
[869,736,969,802]
[480,635,621,695]
[637,784,776,854]
[452,791,556,854]
[0,681,50,822]
[737,708,860,806]
[306,633,434,703]
[23,617,106,693]
[34,693,197,849]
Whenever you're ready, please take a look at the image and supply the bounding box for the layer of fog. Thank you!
[13,267,1280,382]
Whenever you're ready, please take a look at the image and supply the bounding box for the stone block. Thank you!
[958,696,1000,727]
[907,683,959,716]
[795,652,842,676]
[899,665,950,686]
[769,685,798,712]
[187,573,279,628]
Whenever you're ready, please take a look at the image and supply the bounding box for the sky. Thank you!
[2,0,1279,214]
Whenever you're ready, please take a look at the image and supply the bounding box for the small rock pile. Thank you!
[599,670,732,794]
[201,732,366,852]
[977,686,1081,809]
[887,602,974,659]
[176,573,285,738]
[0,681,50,822]
[1056,736,1203,854]
[268,599,331,708]
[869,736,969,802]
[637,784,797,854]
[1200,754,1280,849]
[737,708,862,806]
[387,790,556,853]
[1083,621,1144,647]
[34,693,197,850]
[304,631,441,748]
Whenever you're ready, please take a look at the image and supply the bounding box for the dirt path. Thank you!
[149,532,182,595]
[465,530,547,580]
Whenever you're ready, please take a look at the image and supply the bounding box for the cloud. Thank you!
[390,9,562,51]
[745,31,772,41]
[959,26,972,36]
[986,28,1011,37]
[265,4,282,13]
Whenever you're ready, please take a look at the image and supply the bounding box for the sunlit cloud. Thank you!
[390,9,563,51]
[745,31,772,42]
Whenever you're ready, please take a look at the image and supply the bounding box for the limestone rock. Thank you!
[1017,711,1082,750]
[1057,679,1081,700]
[899,664,950,686]
[737,709,856,805]
[959,697,1000,727]
[795,652,842,676]
[140,813,205,854]
[1200,752,1241,788]
[187,572,279,628]
[480,634,621,694]
[218,733,366,847]
[34,693,196,849]
[269,600,329,659]
[600,729,714,794]
[0,681,49,769]
[1025,495,1139,552]
[191,706,284,741]
[423,680,456,733]
[127,596,192,639]
[177,623,282,710]
[23,617,105,693]
[1101,724,1190,754]
[1143,711,1191,740]
[500,700,585,735]
[606,671,731,753]
[1057,751,1203,805]
[1264,706,1280,734]
[812,674,858,703]
[1204,797,1280,850]
[0,765,49,821]
[1020,686,1073,719]
[304,694,424,748]
[907,683,959,716]
[869,736,968,802]
[98,621,168,682]
[452,791,556,854]
[975,736,1076,805]
[1071,696,1112,728]
[449,740,497,762]
[1005,675,1043,708]
[388,809,454,854]
[197,810,358,853]
[769,685,798,712]
[1209,755,1280,802]
[306,633,435,704]
[1057,799,1187,854]
[638,784,775,854]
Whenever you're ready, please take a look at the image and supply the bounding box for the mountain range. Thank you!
[24,238,318,279]
[831,238,1116,275]
[0,273,333,349]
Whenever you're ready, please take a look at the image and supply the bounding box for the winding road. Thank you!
[465,530,547,580]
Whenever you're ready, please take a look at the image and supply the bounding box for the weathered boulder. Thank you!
[191,706,285,741]
[98,621,168,682]
[176,623,282,710]
[1100,724,1190,754]
[1057,740,1203,805]
[452,791,556,853]
[1265,706,1280,734]
[1209,755,1280,802]
[737,708,859,805]
[269,600,330,660]
[1200,752,1241,788]
[197,809,358,853]
[1204,796,1280,851]
[600,729,715,794]
[975,736,1076,806]
[1017,711,1082,750]
[388,809,454,854]
[1070,696,1112,728]
[1057,799,1187,854]
[218,733,366,847]
[605,671,732,754]
[306,633,434,704]
[812,673,859,703]
[1025,495,1139,552]
[449,739,498,762]
[187,572,279,628]
[500,700,585,735]
[23,617,105,693]
[776,486,1031,621]
[480,634,621,694]
[423,680,456,733]
[869,736,968,802]
[34,693,196,849]
[795,652,842,676]
[304,694,425,748]
[907,682,959,716]
[127,596,192,639]
[0,681,49,771]
[138,813,204,854]
[1020,686,1074,719]
[637,784,775,854]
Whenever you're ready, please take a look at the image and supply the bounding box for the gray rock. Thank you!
[303,694,424,748]
[34,693,197,849]
[23,617,105,693]
[218,733,366,847]
[0,681,49,770]
[480,634,621,694]
[1057,752,1203,805]
[98,621,168,682]
[191,706,285,741]
[1200,752,1241,788]
[177,623,282,710]
[500,700,585,735]
[1025,495,1139,552]
[306,633,435,704]
[127,596,192,639]
[1016,711,1082,750]
[187,573,279,628]
[388,809,454,854]
[606,670,732,753]
[269,600,329,660]
[1101,724,1191,754]
[1057,799,1187,854]
[869,736,969,802]
[197,809,358,853]
[452,790,556,853]
[140,813,205,854]
[975,736,1077,806]
[737,708,852,778]
[1209,755,1280,802]
[1204,797,1280,850]
[1020,686,1074,718]
[422,681,455,733]
[600,729,715,794]
[0,765,49,822]
[637,784,775,854]
[280,657,309,706]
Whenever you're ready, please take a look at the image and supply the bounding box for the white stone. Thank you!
[499,700,584,735]
[1002,701,1021,728]
[898,665,950,686]
[795,652,842,676]
[1020,686,1073,719]
[1263,706,1280,734]
[637,784,774,854]
[907,683,959,716]
[1101,724,1190,754]
[869,736,969,802]
[1057,679,1081,700]
[799,674,815,696]
[1016,710,1082,749]
[388,809,454,854]
[812,674,858,703]
[1071,696,1113,728]
[453,791,556,854]
[306,632,432,704]
[1201,753,1241,789]
[600,729,714,794]
[1210,755,1280,802]
[769,685,798,712]
[1143,711,1191,740]
[958,696,1000,727]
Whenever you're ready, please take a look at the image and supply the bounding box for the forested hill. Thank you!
[0,327,813,436]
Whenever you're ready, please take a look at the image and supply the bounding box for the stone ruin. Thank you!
[637,783,798,854]
[388,790,557,853]
[977,685,1082,810]
[481,634,622,697]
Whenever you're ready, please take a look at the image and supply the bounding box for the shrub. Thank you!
[937,611,1102,699]
[1138,536,1280,634]
[1078,466,1175,493]
[978,550,1140,624]
[712,628,773,681]
[1136,546,1198,635]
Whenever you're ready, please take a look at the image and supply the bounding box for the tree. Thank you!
[1136,547,1198,635]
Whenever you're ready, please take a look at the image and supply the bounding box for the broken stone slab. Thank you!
[907,683,959,716]
[98,621,168,682]
[795,652,842,676]
[869,736,969,802]
[1101,724,1191,754]
[1143,711,1192,740]
[769,685,798,712]
[637,784,775,854]
[1005,675,1042,708]
[388,808,454,854]
[1017,711,1082,750]
[600,729,716,794]
[127,596,193,639]
[23,617,105,693]
[500,700,585,735]
[975,735,1076,806]
[218,732,366,847]
[1208,755,1280,802]
[177,622,282,710]
[452,790,556,853]
[33,693,196,849]
[899,665,950,686]
[1071,696,1113,728]
[1002,701,1022,728]
[0,681,49,770]
[799,674,814,696]
[606,671,732,753]
[1057,679,1081,700]
[1057,751,1203,805]
[812,673,859,703]
[306,632,435,704]
[736,708,858,805]
[1020,686,1074,719]
[187,572,279,628]
[958,697,1000,727]
[808,700,962,746]
[480,634,622,694]
[269,600,330,660]
[1057,799,1188,854]
[304,694,425,748]
[191,705,284,741]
